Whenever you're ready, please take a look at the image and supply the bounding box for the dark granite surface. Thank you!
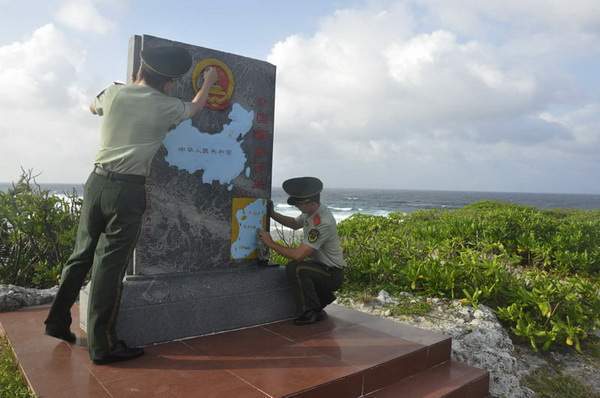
[132,35,275,275]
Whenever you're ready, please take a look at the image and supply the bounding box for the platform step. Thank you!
[0,304,489,398]
[362,360,489,398]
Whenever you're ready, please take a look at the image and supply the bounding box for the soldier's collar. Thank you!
[307,204,322,220]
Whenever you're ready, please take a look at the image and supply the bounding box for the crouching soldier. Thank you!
[259,177,346,325]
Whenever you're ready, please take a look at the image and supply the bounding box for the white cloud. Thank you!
[419,0,600,36]
[55,0,114,34]
[268,2,600,193]
[0,24,85,107]
[0,24,100,183]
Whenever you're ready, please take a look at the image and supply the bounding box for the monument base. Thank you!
[79,265,297,346]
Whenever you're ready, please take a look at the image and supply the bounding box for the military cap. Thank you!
[140,46,192,78]
[283,177,323,205]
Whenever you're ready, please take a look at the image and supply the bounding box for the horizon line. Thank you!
[1,181,599,196]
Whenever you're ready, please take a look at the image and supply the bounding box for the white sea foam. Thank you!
[332,213,353,223]
[276,205,301,217]
[368,210,391,217]
[275,204,293,209]
[272,200,390,224]
[53,193,72,201]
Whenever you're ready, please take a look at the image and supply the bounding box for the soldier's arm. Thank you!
[259,230,314,261]
[268,200,303,230]
[270,212,303,230]
[188,67,219,117]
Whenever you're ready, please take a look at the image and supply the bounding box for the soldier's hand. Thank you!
[203,67,219,86]
[258,229,273,245]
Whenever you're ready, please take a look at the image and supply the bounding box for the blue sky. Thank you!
[0,1,346,79]
[1,0,599,194]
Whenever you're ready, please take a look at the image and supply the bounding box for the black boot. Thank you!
[44,324,76,343]
[294,309,327,325]
[92,340,144,365]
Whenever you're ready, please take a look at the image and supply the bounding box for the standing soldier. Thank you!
[44,46,219,364]
[259,177,346,325]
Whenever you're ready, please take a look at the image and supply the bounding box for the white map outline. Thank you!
[163,103,254,189]
[231,198,267,260]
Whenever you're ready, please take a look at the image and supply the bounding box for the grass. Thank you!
[389,298,432,317]
[523,367,600,398]
[0,334,32,398]
[336,290,433,317]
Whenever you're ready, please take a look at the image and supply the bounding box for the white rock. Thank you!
[376,290,399,305]
[0,284,58,312]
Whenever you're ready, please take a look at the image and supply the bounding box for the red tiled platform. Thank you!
[0,304,489,397]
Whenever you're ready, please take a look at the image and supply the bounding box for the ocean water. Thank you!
[2,183,600,224]
[272,187,600,223]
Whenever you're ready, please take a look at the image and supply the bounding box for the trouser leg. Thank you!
[286,261,343,313]
[45,173,104,329]
[87,181,144,360]
[314,267,343,309]
[315,282,338,309]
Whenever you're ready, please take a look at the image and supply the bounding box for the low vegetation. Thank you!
[0,334,33,398]
[523,366,600,398]
[0,169,81,288]
[337,202,600,352]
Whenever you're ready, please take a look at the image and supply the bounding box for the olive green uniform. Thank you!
[45,83,191,360]
[287,205,346,313]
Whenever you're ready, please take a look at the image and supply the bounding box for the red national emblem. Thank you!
[192,58,235,111]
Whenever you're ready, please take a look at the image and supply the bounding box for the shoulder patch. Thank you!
[95,82,123,99]
[308,228,320,243]
[95,88,107,99]
[313,214,321,226]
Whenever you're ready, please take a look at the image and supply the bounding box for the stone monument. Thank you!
[80,34,296,346]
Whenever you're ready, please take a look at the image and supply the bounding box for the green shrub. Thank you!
[338,202,600,351]
[497,271,600,351]
[0,169,81,288]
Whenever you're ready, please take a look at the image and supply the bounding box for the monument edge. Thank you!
[139,33,277,70]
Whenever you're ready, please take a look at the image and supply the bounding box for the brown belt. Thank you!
[93,166,145,185]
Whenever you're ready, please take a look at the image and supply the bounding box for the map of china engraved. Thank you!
[162,104,265,261]
[163,103,254,189]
